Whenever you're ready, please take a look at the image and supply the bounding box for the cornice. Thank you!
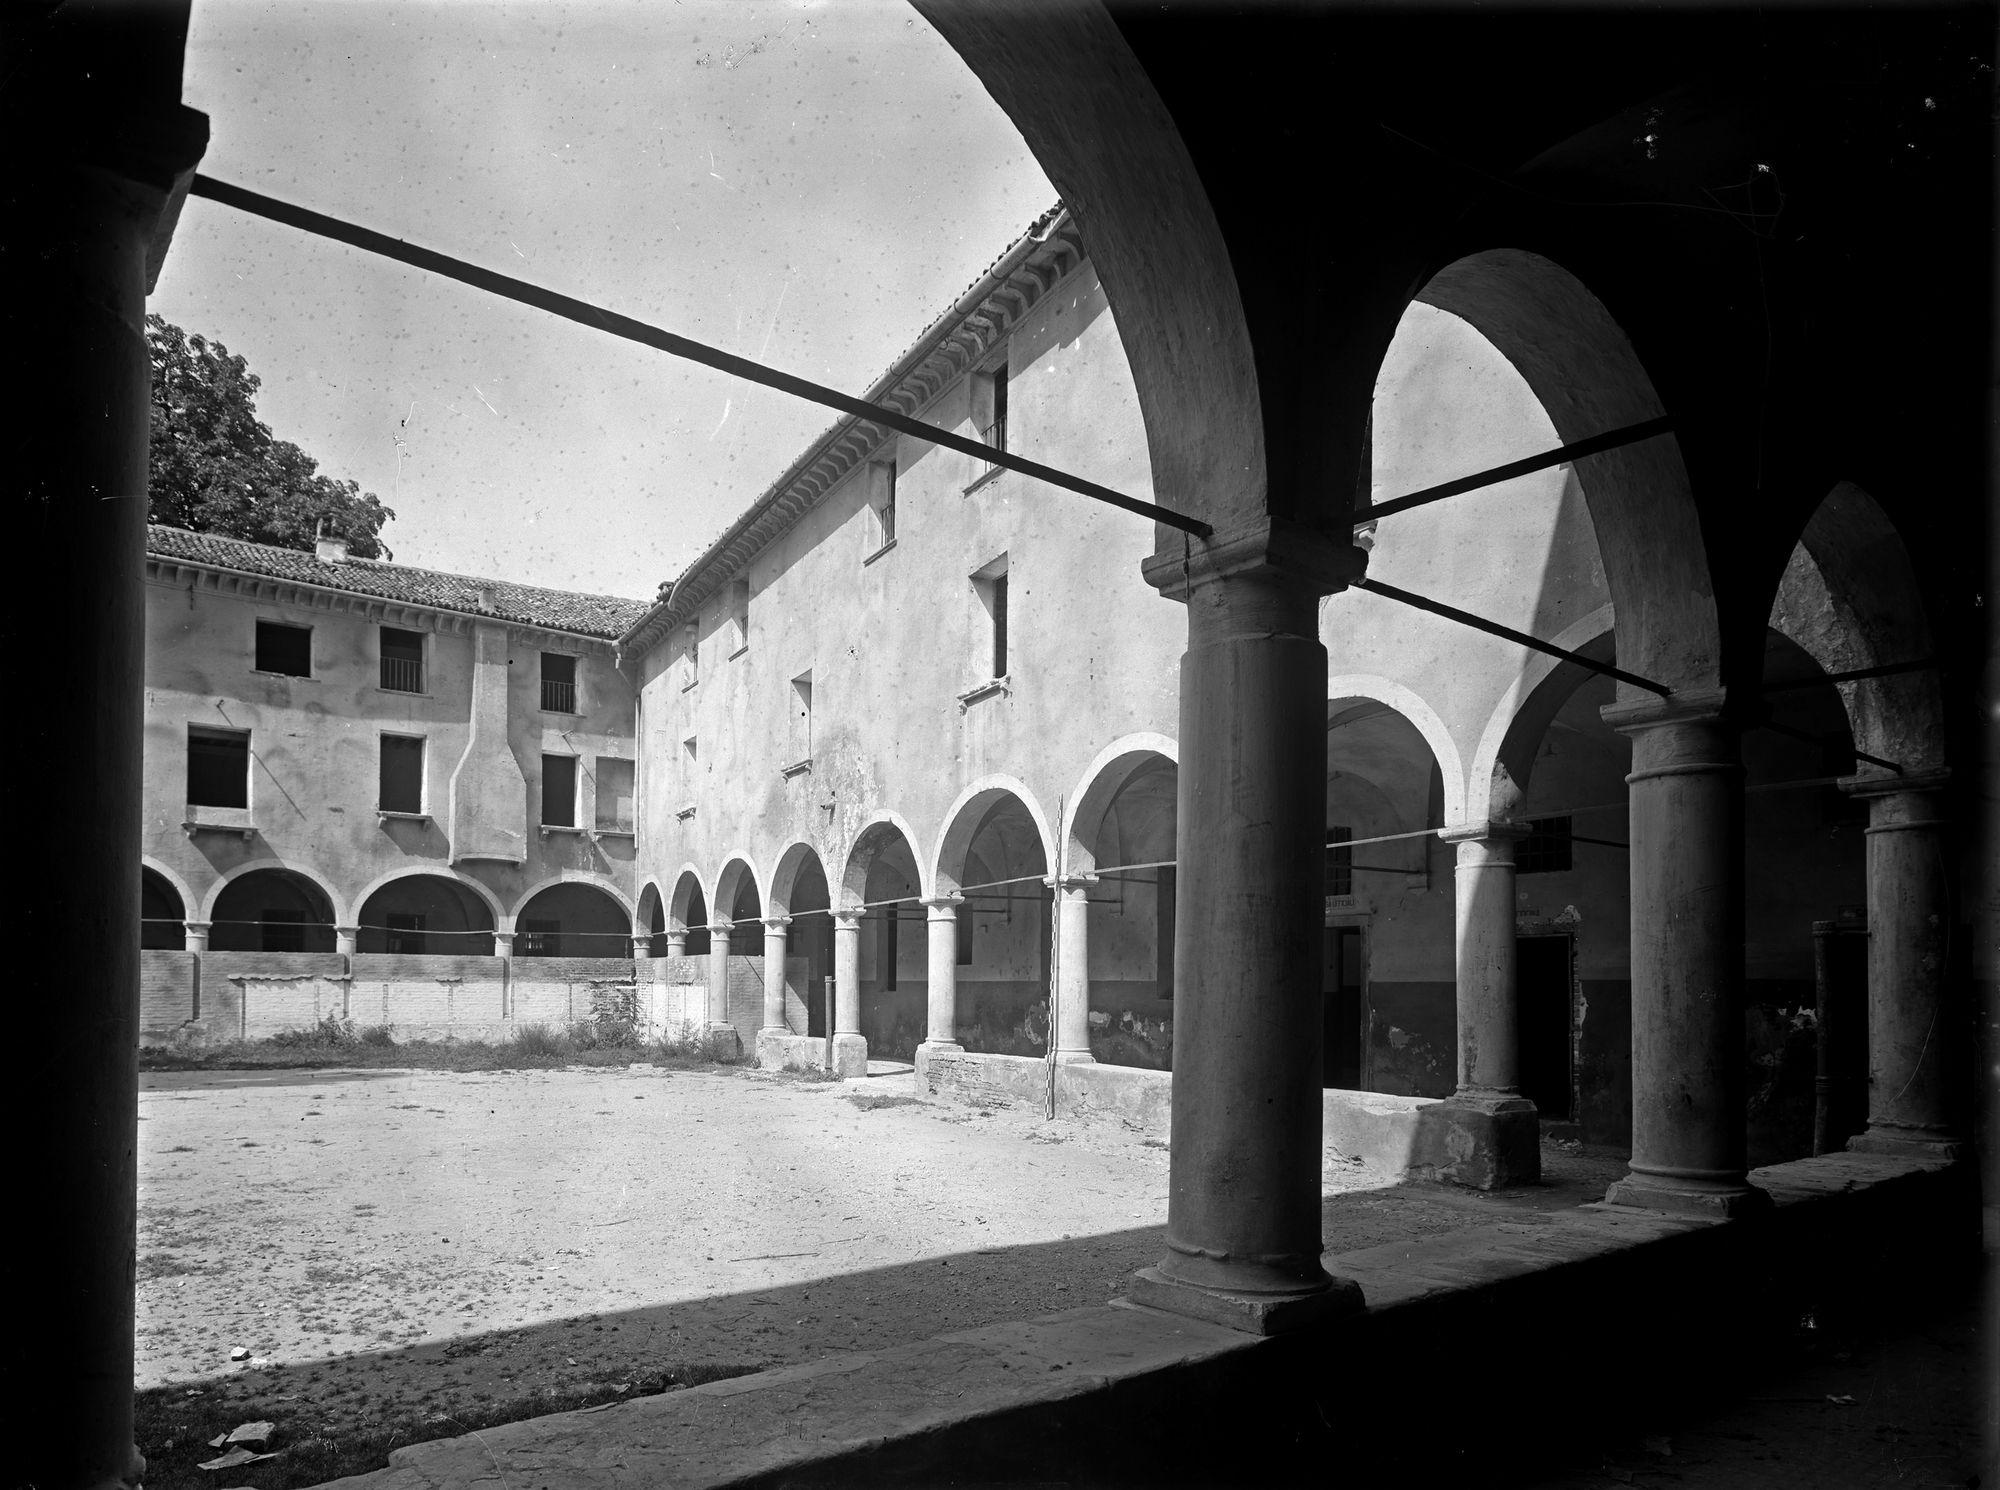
[146,558,621,655]
[620,209,1086,659]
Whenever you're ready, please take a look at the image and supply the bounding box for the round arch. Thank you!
[199,858,345,927]
[353,870,499,956]
[1465,605,1617,826]
[635,880,667,957]
[711,855,763,932]
[1062,733,1178,873]
[930,776,1057,896]
[1323,675,1465,828]
[205,864,341,954]
[838,810,929,909]
[767,841,832,919]
[1414,248,1717,702]
[668,867,709,956]
[512,878,634,959]
[140,863,190,950]
[140,857,199,925]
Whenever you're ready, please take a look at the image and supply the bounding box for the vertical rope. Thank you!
[1046,793,1065,1121]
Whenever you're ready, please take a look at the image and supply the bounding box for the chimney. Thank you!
[476,584,497,613]
[316,534,351,564]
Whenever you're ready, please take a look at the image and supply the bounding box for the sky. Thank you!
[152,0,1058,601]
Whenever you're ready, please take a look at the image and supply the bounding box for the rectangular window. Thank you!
[728,579,750,655]
[380,626,425,693]
[878,460,897,546]
[989,363,1008,453]
[260,910,305,953]
[1325,826,1354,897]
[187,725,249,809]
[1518,816,1574,875]
[594,756,635,831]
[970,555,1010,684]
[378,735,424,814]
[789,672,813,763]
[541,754,578,827]
[254,621,311,677]
[385,912,427,955]
[992,572,1008,677]
[972,359,1009,462]
[541,652,578,713]
[683,621,700,685]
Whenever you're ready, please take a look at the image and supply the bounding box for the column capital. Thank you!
[182,919,212,933]
[921,895,964,914]
[706,920,736,937]
[1437,820,1532,845]
[1599,686,1729,736]
[1044,872,1099,891]
[1139,515,1366,603]
[1840,766,1951,800]
[832,908,864,930]
[761,915,792,931]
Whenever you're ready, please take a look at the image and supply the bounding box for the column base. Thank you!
[706,1024,743,1060]
[914,1039,963,1061]
[1127,1265,1364,1336]
[1847,1126,1968,1162]
[830,1032,870,1079]
[1603,1168,1773,1219]
[1414,1093,1541,1190]
[1054,1047,1096,1065]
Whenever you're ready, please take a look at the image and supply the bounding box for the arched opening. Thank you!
[636,882,666,958]
[771,845,833,1037]
[140,867,185,950]
[935,789,1052,1058]
[841,821,925,1061]
[1324,699,1450,1095]
[713,859,763,935]
[354,874,496,956]
[209,869,337,954]
[513,883,630,959]
[670,870,709,958]
[1065,754,1176,1069]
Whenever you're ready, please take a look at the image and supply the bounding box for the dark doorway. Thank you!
[1517,935,1574,1118]
[1322,926,1363,1089]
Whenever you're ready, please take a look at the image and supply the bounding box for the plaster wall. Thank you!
[141,574,638,937]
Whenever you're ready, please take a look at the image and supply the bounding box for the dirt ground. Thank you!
[135,1061,1626,1475]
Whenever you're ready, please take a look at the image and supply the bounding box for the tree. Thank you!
[147,314,395,558]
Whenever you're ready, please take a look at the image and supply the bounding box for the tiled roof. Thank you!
[145,526,652,640]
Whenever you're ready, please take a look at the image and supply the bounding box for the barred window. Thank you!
[1518,816,1573,875]
[1325,826,1353,897]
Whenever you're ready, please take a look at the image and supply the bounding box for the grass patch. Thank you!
[134,1362,764,1489]
[844,1092,919,1111]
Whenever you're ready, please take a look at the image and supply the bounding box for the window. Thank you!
[541,653,578,713]
[594,757,635,832]
[788,672,813,764]
[385,912,426,955]
[882,910,898,992]
[1325,826,1353,897]
[519,917,561,957]
[1518,816,1573,875]
[187,726,249,808]
[683,621,699,686]
[973,359,1009,461]
[541,754,578,828]
[379,735,424,814]
[380,627,425,693]
[728,579,750,655]
[254,621,311,677]
[971,554,1009,682]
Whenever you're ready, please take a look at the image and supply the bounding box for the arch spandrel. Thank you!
[932,777,1057,895]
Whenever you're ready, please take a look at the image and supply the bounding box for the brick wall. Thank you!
[140,950,196,1039]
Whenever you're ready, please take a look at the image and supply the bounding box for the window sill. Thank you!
[252,669,314,681]
[962,464,1004,498]
[957,675,1011,710]
[538,823,587,838]
[592,827,636,840]
[183,805,255,840]
[675,805,698,821]
[377,810,430,824]
[681,679,699,693]
[375,686,430,699]
[541,707,581,717]
[780,757,813,780]
[863,537,898,567]
[728,644,749,661]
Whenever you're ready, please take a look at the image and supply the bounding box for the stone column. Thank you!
[334,925,360,956]
[1049,873,1097,1063]
[706,921,735,1030]
[494,930,516,957]
[1131,518,1367,1334]
[761,916,791,1032]
[833,909,863,1035]
[919,896,964,1054]
[1844,772,1964,1159]
[183,920,212,953]
[1429,823,1538,1188]
[665,929,687,959]
[1602,696,1768,1217]
[12,28,208,1484]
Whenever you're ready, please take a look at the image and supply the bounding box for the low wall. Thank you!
[911,1047,1443,1173]
[756,1030,868,1078]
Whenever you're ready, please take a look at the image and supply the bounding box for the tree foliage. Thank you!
[147,315,395,558]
